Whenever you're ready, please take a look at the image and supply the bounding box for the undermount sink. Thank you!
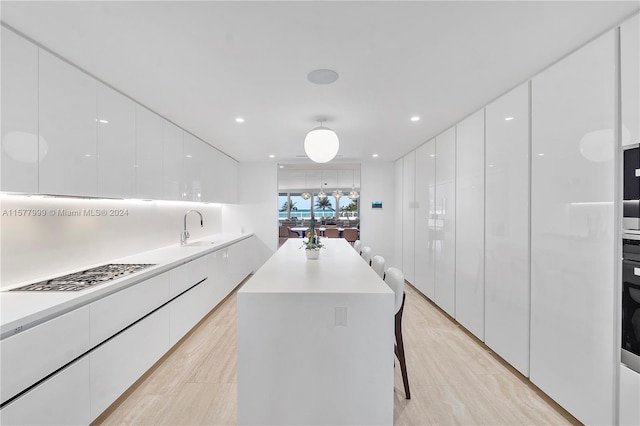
[184,240,215,247]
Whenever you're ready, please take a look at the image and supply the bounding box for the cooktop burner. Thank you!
[9,264,156,292]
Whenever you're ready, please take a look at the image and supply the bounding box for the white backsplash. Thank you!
[0,194,223,288]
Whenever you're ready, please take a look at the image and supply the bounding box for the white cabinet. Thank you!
[394,159,404,274]
[90,306,170,421]
[220,154,239,204]
[434,127,456,317]
[414,141,436,299]
[454,110,485,340]
[0,356,91,426]
[402,151,416,284]
[228,236,254,287]
[163,120,183,200]
[97,83,136,198]
[89,272,170,346]
[135,106,164,199]
[1,27,39,193]
[530,30,615,425]
[182,132,205,202]
[621,14,639,147]
[38,49,97,196]
[620,364,640,426]
[484,83,531,376]
[0,305,90,405]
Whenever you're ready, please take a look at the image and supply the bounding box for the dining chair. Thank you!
[353,240,362,255]
[342,228,359,244]
[288,228,300,238]
[371,255,385,279]
[361,246,372,266]
[324,228,340,238]
[384,267,411,399]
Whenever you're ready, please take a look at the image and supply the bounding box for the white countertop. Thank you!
[240,238,392,294]
[0,233,252,338]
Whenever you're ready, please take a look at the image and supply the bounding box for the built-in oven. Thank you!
[623,145,640,230]
[622,236,640,373]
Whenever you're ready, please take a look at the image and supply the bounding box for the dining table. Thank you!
[236,238,395,425]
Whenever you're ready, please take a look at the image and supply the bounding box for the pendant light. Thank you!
[348,169,359,200]
[301,172,311,200]
[304,120,339,163]
[332,170,342,199]
[317,171,327,200]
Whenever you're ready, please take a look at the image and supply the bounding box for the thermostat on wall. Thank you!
[371,201,383,209]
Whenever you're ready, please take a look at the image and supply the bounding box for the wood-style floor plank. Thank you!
[94,281,579,426]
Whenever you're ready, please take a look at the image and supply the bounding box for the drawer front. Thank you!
[188,254,209,286]
[1,305,91,404]
[90,305,170,420]
[0,356,91,425]
[90,272,170,346]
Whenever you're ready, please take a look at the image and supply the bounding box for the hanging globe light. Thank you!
[304,122,339,163]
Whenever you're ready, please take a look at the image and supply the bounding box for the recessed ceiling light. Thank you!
[410,116,420,122]
[84,154,92,158]
[430,154,435,158]
[186,154,193,158]
[269,154,275,158]
[489,164,495,168]
[235,117,245,123]
[372,154,379,158]
[505,116,514,121]
[307,69,339,85]
[96,119,109,124]
[279,165,284,169]
[538,153,545,156]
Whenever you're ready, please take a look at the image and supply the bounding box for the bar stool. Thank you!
[361,246,372,266]
[371,255,385,279]
[353,240,362,255]
[385,267,411,399]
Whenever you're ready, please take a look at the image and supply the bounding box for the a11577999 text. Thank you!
[1,208,129,217]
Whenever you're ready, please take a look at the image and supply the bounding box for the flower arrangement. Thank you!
[300,218,324,250]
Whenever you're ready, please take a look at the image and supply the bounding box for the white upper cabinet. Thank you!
[182,132,204,202]
[163,120,183,200]
[402,151,416,284]
[202,142,220,202]
[414,141,436,299]
[135,106,163,199]
[484,82,530,376]
[1,28,39,193]
[434,127,456,317]
[454,109,485,340]
[97,83,135,198]
[530,30,615,426]
[39,50,97,196]
[622,14,639,147]
[221,154,239,204]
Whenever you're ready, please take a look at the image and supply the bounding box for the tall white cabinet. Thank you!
[1,28,39,193]
[484,83,531,376]
[97,83,136,198]
[414,141,436,299]
[434,127,456,317]
[454,110,485,340]
[39,50,97,196]
[621,14,639,148]
[135,106,164,200]
[402,151,416,284]
[530,30,615,425]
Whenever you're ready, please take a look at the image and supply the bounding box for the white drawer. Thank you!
[89,272,170,346]
[0,305,90,404]
[0,356,91,425]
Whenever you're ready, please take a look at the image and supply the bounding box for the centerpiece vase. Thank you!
[305,249,320,260]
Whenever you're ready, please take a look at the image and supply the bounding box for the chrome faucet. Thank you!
[181,210,204,245]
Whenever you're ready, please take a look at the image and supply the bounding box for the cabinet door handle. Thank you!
[635,169,640,177]
[634,267,640,276]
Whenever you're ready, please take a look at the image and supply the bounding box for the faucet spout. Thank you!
[181,210,204,245]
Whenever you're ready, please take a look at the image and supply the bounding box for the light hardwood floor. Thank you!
[94,280,580,426]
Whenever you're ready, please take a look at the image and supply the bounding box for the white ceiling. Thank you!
[2,1,638,164]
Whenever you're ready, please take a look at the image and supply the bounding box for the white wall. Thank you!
[223,162,277,269]
[0,195,223,288]
[360,161,397,270]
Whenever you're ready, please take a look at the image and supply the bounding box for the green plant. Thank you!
[300,218,324,250]
[279,200,297,212]
[314,197,334,216]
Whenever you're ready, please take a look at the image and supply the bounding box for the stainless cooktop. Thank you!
[9,263,156,292]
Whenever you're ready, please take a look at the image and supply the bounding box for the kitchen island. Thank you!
[237,238,394,426]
